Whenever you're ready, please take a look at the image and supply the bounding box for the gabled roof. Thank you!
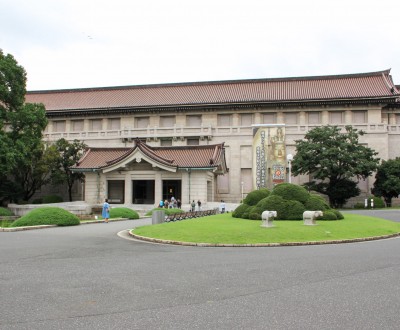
[25,70,400,114]
[72,140,228,173]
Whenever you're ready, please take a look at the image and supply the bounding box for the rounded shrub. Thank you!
[42,195,63,204]
[241,207,251,219]
[270,183,310,204]
[284,200,306,220]
[109,207,140,219]
[232,204,251,218]
[0,207,13,216]
[368,196,385,208]
[243,188,270,206]
[248,206,264,220]
[331,209,344,220]
[319,210,338,220]
[12,207,80,227]
[304,195,330,211]
[255,195,287,219]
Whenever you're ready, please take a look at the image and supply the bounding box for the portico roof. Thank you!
[72,139,228,173]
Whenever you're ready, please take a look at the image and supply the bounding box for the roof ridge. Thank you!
[26,70,392,94]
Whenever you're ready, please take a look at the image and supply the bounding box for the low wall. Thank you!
[8,201,92,216]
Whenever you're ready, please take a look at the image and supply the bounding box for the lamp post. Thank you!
[241,181,244,202]
[287,154,293,184]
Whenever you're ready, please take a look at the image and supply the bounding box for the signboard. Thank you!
[252,125,287,189]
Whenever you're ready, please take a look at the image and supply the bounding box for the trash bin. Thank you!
[152,210,165,224]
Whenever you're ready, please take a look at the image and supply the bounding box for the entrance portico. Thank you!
[72,139,228,206]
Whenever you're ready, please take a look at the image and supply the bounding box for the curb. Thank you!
[128,231,400,247]
[0,218,142,232]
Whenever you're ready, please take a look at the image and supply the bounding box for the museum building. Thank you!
[25,69,400,207]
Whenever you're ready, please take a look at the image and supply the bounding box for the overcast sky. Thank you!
[2,0,400,91]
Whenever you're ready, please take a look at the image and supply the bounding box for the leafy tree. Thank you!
[51,138,87,201]
[371,158,400,206]
[0,50,48,203]
[292,125,379,207]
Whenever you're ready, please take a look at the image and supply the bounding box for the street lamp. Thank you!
[287,154,293,183]
[241,181,244,202]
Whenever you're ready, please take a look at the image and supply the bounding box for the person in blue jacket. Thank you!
[102,199,110,223]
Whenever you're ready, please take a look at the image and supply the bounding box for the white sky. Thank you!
[1,0,400,91]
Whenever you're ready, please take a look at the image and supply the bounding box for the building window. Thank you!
[329,111,344,124]
[89,119,102,130]
[352,111,367,124]
[308,112,321,124]
[160,139,172,146]
[71,120,84,132]
[135,117,149,128]
[186,115,202,127]
[107,180,124,204]
[160,116,175,127]
[108,118,120,130]
[240,114,253,126]
[262,113,277,124]
[217,114,232,126]
[187,138,199,145]
[284,112,298,125]
[52,120,66,132]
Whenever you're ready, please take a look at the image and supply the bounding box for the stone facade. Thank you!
[26,70,400,207]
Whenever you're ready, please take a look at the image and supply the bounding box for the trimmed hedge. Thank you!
[11,207,80,227]
[232,204,251,218]
[109,207,140,219]
[304,195,330,211]
[233,184,344,221]
[0,207,13,216]
[243,188,270,206]
[270,183,309,204]
[145,208,184,216]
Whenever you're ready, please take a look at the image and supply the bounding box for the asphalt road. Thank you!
[1,213,400,330]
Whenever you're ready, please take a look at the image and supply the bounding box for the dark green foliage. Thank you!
[109,207,140,219]
[271,183,310,204]
[368,195,385,208]
[243,188,270,206]
[353,203,365,209]
[292,125,379,207]
[331,209,344,220]
[284,200,306,220]
[319,210,338,220]
[372,158,400,206]
[232,203,251,218]
[255,195,287,219]
[145,208,184,216]
[0,207,13,216]
[304,195,330,211]
[11,207,80,227]
[42,195,63,204]
[248,206,264,220]
[32,198,43,204]
[242,208,251,219]
[50,138,87,201]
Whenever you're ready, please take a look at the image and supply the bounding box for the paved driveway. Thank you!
[1,214,400,330]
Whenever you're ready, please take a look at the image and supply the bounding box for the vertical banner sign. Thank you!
[253,125,286,189]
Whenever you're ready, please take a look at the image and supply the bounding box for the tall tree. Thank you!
[0,49,48,203]
[371,158,400,207]
[51,138,87,201]
[292,125,379,207]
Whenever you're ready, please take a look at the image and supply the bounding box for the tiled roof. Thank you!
[72,140,227,171]
[26,70,400,112]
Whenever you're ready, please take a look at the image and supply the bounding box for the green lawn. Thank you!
[132,213,400,244]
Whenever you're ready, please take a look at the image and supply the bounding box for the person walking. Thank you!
[220,200,226,213]
[197,200,202,211]
[102,199,110,223]
[191,200,196,212]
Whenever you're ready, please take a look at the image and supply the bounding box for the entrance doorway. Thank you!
[132,180,155,204]
[162,180,181,202]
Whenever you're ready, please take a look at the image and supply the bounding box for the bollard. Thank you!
[152,210,165,224]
